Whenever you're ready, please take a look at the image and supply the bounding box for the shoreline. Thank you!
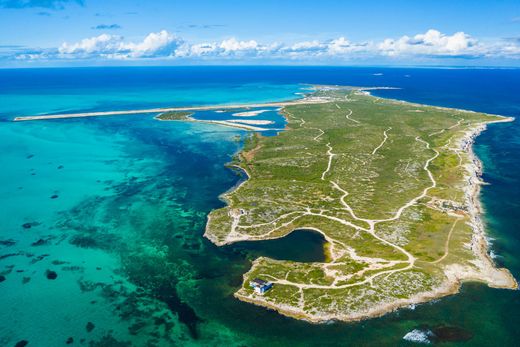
[203,87,517,324]
[460,119,517,289]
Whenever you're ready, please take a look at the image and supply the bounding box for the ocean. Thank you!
[0,66,519,346]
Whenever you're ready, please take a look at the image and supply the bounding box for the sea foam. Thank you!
[403,329,433,344]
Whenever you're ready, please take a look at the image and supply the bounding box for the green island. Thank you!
[204,86,518,322]
[155,111,194,121]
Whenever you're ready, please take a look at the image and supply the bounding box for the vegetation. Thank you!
[204,87,514,322]
[155,111,193,121]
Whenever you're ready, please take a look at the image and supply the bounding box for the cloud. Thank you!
[0,0,84,9]
[179,42,217,56]
[219,38,259,53]
[58,34,122,55]
[56,30,183,59]
[288,40,326,53]
[378,29,480,57]
[121,30,183,58]
[278,37,369,58]
[327,37,367,55]
[177,37,269,58]
[10,29,520,63]
[92,24,121,30]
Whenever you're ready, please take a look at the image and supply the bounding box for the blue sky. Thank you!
[1,0,519,67]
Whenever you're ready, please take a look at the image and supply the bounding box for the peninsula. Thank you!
[204,87,517,323]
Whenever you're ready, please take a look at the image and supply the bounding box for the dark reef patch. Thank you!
[31,238,48,246]
[86,321,95,332]
[30,254,50,264]
[0,252,21,260]
[128,320,146,335]
[121,251,202,339]
[69,233,121,251]
[22,222,40,229]
[0,275,5,282]
[2,264,15,274]
[51,260,69,265]
[431,325,474,343]
[50,194,59,199]
[78,278,104,292]
[45,270,58,280]
[14,340,29,347]
[0,239,16,247]
[155,282,202,339]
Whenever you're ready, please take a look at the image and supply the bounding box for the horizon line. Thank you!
[1,64,520,70]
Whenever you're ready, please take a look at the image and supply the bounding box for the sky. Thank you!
[1,0,520,67]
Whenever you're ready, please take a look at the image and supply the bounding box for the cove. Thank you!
[224,229,328,263]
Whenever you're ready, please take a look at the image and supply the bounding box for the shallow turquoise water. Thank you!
[191,107,287,136]
[1,67,519,346]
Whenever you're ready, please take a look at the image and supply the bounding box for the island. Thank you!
[204,86,518,322]
[155,111,193,120]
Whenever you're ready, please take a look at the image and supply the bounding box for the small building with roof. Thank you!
[249,278,273,294]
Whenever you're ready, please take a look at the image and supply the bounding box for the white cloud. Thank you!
[121,30,182,58]
[184,42,217,56]
[489,39,520,58]
[178,37,274,57]
[378,29,479,57]
[327,37,369,55]
[12,28,520,62]
[219,38,258,53]
[59,33,122,55]
[289,40,325,52]
[57,30,183,59]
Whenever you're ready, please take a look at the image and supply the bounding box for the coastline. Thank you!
[203,87,517,323]
[459,118,517,289]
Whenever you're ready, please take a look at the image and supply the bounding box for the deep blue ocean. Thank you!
[0,66,519,346]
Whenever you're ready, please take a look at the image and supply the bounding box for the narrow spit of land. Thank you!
[12,97,329,122]
[204,86,517,323]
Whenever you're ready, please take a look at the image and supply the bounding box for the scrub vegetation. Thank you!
[205,87,517,322]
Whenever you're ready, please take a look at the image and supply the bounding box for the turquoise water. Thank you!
[191,107,287,136]
[1,67,519,346]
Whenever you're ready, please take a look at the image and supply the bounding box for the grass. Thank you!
[204,87,508,321]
